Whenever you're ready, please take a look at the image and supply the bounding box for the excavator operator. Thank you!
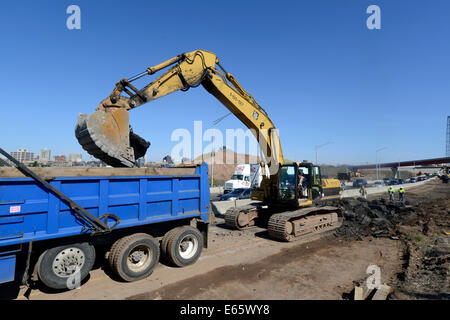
[297,170,307,198]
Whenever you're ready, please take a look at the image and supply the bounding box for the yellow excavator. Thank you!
[75,50,343,242]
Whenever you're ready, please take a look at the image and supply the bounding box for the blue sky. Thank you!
[0,0,449,165]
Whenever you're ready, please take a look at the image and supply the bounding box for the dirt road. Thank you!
[5,179,449,300]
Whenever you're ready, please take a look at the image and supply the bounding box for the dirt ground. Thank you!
[338,179,449,299]
[128,237,402,300]
[4,179,449,300]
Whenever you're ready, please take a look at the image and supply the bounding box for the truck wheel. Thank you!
[167,226,203,267]
[161,226,184,258]
[37,242,96,290]
[108,235,132,269]
[112,233,160,282]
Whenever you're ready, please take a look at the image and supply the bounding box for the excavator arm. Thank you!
[75,50,344,241]
[75,50,284,174]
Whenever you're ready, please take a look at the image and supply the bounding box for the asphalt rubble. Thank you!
[334,195,449,299]
[335,197,416,240]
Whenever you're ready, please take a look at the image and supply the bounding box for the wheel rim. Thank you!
[52,247,85,278]
[178,235,198,259]
[127,245,152,273]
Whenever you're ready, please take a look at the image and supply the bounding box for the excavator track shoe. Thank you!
[268,206,342,242]
[224,206,259,230]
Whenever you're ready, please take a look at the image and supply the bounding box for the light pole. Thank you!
[211,112,232,186]
[376,147,387,180]
[315,142,333,165]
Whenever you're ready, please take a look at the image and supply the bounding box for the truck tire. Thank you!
[112,233,160,282]
[166,226,203,267]
[108,235,132,269]
[160,226,184,259]
[37,242,96,290]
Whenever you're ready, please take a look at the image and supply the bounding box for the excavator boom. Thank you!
[75,50,283,170]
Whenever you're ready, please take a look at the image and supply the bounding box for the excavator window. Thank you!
[278,165,296,201]
[312,166,322,186]
[311,166,323,200]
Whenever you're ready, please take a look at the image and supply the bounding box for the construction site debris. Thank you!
[336,182,449,299]
[335,197,416,239]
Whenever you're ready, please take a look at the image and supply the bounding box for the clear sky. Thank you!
[0,0,449,165]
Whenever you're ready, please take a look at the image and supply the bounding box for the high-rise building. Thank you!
[69,153,82,163]
[10,149,34,162]
[40,149,51,162]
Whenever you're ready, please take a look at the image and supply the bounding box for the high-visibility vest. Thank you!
[399,189,405,194]
[388,188,394,194]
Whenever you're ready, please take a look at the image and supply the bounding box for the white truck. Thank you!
[224,164,262,194]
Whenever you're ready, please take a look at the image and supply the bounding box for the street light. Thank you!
[376,147,387,180]
[315,142,333,164]
[211,112,232,186]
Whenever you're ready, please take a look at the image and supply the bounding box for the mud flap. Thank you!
[196,220,209,249]
[0,254,16,284]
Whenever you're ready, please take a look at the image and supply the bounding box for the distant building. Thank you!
[54,155,67,162]
[137,158,145,167]
[69,153,82,163]
[10,149,34,162]
[40,149,51,162]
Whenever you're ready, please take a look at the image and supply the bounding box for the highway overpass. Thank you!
[349,156,450,178]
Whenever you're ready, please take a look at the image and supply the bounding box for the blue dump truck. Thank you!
[0,152,210,290]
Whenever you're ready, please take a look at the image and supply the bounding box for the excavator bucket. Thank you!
[75,108,150,167]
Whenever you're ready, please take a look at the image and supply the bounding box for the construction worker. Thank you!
[398,187,405,201]
[359,185,368,199]
[388,186,395,201]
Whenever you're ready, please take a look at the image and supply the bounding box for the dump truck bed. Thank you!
[0,164,210,247]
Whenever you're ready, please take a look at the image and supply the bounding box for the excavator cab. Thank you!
[277,163,324,204]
